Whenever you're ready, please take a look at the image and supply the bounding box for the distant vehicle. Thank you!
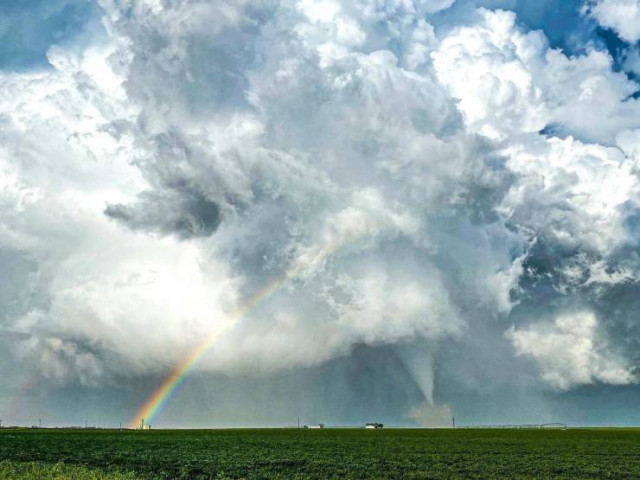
[365,423,383,429]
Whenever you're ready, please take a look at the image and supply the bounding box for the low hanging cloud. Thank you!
[1,0,640,425]
[509,312,636,390]
[105,187,221,239]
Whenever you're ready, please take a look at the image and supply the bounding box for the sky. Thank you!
[2,0,640,429]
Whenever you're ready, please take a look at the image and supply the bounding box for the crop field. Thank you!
[1,427,640,479]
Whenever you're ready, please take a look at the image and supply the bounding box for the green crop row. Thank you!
[0,460,140,479]
[1,428,639,479]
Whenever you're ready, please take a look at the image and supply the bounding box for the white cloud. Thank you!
[1,0,475,385]
[509,312,636,389]
[500,135,638,255]
[0,43,242,381]
[586,0,640,43]
[433,8,640,144]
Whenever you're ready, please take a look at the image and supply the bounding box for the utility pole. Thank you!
[452,417,455,429]
[297,417,300,429]
[39,419,42,429]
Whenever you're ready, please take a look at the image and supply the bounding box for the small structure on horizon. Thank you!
[305,424,325,429]
[138,418,152,430]
[365,423,383,429]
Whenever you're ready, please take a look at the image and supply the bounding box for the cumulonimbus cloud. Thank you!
[1,0,640,421]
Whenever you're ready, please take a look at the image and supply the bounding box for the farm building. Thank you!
[365,423,383,429]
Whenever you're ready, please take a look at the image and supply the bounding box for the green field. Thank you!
[1,428,639,479]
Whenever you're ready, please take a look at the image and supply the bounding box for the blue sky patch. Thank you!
[0,0,97,71]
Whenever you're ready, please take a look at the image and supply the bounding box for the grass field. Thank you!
[1,427,640,479]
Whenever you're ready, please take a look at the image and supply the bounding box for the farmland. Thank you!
[1,427,640,479]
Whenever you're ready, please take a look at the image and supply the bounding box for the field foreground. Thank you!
[1,427,639,479]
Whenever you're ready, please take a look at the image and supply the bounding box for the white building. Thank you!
[365,423,383,429]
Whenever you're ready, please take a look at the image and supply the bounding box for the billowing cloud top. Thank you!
[2,0,640,426]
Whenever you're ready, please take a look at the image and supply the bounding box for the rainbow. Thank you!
[128,238,350,429]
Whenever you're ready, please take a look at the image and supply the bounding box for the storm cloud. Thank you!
[2,0,640,427]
